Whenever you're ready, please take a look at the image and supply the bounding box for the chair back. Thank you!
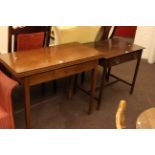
[0,71,18,128]
[8,26,51,52]
[113,26,137,38]
[100,26,137,41]
[116,100,127,129]
[100,26,113,40]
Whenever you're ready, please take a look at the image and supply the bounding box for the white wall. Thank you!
[134,26,155,63]
[0,26,8,54]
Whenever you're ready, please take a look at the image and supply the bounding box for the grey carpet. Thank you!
[13,59,155,129]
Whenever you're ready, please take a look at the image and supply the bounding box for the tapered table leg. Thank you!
[97,62,107,110]
[88,67,97,114]
[106,67,111,82]
[130,51,142,94]
[67,75,74,99]
[23,79,31,129]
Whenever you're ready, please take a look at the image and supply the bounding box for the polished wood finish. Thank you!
[86,38,142,59]
[85,38,144,109]
[136,107,155,129]
[8,26,52,95]
[0,42,103,128]
[1,42,102,77]
[27,60,97,86]
[116,100,127,129]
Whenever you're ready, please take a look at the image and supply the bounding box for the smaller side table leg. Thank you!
[130,52,142,94]
[23,79,32,129]
[67,75,74,99]
[97,63,107,110]
[88,67,97,114]
[106,67,111,82]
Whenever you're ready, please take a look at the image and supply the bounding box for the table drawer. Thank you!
[107,52,140,67]
[27,60,98,86]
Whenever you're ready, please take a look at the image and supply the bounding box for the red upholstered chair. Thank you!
[112,26,137,39]
[8,26,57,93]
[100,26,137,40]
[0,71,18,129]
[8,26,51,52]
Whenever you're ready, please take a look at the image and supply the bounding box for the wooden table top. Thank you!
[136,107,155,129]
[0,42,103,78]
[85,38,144,59]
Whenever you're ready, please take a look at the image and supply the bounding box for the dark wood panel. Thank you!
[28,60,98,86]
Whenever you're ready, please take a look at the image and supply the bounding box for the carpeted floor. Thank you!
[13,59,155,129]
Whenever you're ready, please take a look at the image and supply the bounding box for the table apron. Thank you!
[100,50,142,67]
[25,60,98,86]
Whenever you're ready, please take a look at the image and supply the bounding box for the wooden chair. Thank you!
[0,71,18,129]
[8,26,57,93]
[112,26,137,39]
[100,26,137,40]
[8,26,51,52]
[115,100,127,129]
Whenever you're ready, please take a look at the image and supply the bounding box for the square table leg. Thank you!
[88,67,97,114]
[97,62,107,110]
[67,75,75,99]
[23,79,32,129]
[130,51,142,94]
